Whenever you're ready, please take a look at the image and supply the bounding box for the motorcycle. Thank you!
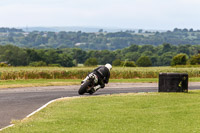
[78,73,99,95]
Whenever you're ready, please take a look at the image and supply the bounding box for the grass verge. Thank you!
[2,91,200,133]
[0,77,200,88]
[0,79,81,89]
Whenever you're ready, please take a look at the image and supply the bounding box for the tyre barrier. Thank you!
[159,73,188,92]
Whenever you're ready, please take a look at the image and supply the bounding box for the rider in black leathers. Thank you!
[81,63,112,93]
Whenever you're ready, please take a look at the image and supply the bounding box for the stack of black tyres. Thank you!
[159,73,188,92]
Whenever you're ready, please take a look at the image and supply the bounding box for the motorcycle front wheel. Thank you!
[78,80,91,95]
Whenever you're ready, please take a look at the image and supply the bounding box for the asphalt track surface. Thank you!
[0,82,200,129]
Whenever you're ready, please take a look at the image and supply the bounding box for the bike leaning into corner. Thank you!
[78,63,112,95]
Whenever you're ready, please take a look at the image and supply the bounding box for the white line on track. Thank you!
[0,92,148,131]
[0,96,83,131]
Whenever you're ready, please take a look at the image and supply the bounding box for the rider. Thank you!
[81,63,112,93]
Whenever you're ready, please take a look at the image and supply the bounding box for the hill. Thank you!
[0,27,199,50]
[20,26,134,33]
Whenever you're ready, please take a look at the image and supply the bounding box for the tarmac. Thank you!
[0,82,199,129]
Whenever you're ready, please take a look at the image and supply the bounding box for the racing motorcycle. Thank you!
[78,73,99,95]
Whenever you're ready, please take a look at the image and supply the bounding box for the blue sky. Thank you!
[0,0,200,30]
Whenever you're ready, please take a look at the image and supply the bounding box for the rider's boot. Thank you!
[89,85,101,94]
[94,85,101,91]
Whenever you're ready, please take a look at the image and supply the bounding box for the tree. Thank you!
[171,53,187,66]
[98,50,115,64]
[177,45,190,55]
[26,49,41,64]
[189,28,194,32]
[136,56,152,67]
[72,48,87,64]
[98,29,103,32]
[112,59,122,66]
[183,28,188,32]
[121,61,136,67]
[138,29,143,33]
[139,45,154,53]
[189,54,200,65]
[29,61,47,66]
[124,52,141,62]
[162,43,172,53]
[142,51,153,56]
[84,58,98,66]
[173,28,181,32]
[58,53,75,67]
[43,50,60,65]
[128,44,139,52]
[158,52,176,66]
[0,45,28,66]
[150,56,159,66]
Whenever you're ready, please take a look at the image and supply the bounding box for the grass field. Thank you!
[2,91,200,133]
[0,79,81,88]
[1,66,200,80]
[0,66,200,88]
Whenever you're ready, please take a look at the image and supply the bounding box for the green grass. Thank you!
[2,91,200,133]
[0,79,81,88]
[0,78,157,89]
[0,79,81,85]
[1,66,200,80]
[0,78,158,89]
[0,77,200,88]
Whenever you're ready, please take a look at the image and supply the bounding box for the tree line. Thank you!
[1,28,200,50]
[0,27,23,32]
[1,43,200,67]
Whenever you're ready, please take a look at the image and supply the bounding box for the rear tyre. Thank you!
[78,80,90,95]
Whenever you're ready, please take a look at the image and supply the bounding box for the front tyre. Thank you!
[78,80,90,95]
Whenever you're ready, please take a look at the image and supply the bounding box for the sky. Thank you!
[0,0,200,30]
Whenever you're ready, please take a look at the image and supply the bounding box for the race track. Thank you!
[0,82,199,129]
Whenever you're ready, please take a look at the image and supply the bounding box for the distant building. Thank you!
[75,43,86,46]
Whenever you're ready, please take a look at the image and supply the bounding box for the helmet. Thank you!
[105,63,112,71]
